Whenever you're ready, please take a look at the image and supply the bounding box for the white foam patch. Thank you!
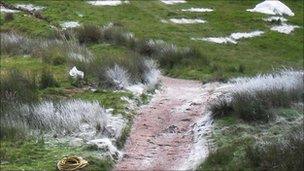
[60,21,80,29]
[182,7,213,13]
[169,18,206,24]
[192,31,264,44]
[16,4,45,11]
[247,0,294,16]
[271,23,300,34]
[161,0,186,5]
[263,16,287,22]
[87,0,129,6]
[0,6,19,13]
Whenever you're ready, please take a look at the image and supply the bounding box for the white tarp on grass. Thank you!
[69,66,84,79]
[247,0,294,16]
[182,8,213,13]
[169,18,206,24]
[87,0,129,6]
[161,0,186,5]
[192,31,264,44]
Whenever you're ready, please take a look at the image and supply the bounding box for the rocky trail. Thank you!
[115,76,223,170]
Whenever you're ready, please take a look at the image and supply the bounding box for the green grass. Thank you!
[0,139,113,171]
[2,0,303,80]
[72,90,133,118]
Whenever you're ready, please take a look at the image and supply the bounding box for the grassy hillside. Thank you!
[1,0,303,80]
[0,0,303,170]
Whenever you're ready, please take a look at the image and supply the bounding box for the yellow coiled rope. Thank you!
[57,156,88,171]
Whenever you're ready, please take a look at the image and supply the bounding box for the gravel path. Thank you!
[115,76,221,170]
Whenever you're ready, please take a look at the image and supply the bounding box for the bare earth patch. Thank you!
[115,76,221,170]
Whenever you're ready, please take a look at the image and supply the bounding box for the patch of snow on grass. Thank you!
[161,0,186,5]
[247,0,294,16]
[263,16,287,22]
[192,37,237,44]
[192,31,264,44]
[87,0,129,6]
[0,6,19,13]
[270,23,300,34]
[60,21,80,29]
[182,7,213,12]
[230,31,264,40]
[169,18,206,24]
[16,4,45,11]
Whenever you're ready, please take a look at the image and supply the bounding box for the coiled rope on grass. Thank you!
[57,156,88,171]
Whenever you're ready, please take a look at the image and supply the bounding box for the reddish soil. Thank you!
[115,76,217,170]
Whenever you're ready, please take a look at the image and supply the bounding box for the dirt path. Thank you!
[115,76,220,170]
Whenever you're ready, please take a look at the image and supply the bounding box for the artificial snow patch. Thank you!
[263,16,287,22]
[69,66,84,79]
[60,21,80,29]
[169,18,206,24]
[247,0,294,16]
[87,0,129,6]
[271,23,300,34]
[192,31,264,44]
[16,4,45,11]
[0,6,19,13]
[182,8,213,13]
[192,37,237,44]
[161,0,186,5]
[230,31,265,40]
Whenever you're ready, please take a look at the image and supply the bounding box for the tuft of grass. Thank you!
[39,69,59,89]
[0,69,38,112]
[246,124,304,171]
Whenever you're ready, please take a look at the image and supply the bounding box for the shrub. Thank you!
[4,13,14,22]
[0,69,38,112]
[246,124,304,170]
[210,69,304,122]
[76,24,102,44]
[39,69,59,89]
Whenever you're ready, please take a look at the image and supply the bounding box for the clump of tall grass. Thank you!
[210,69,304,122]
[0,100,126,139]
[0,32,93,63]
[246,122,304,170]
[39,69,59,89]
[0,69,38,113]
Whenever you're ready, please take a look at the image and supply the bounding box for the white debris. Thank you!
[87,138,122,160]
[60,21,80,29]
[247,0,294,16]
[192,31,264,44]
[87,0,129,6]
[16,4,45,11]
[126,84,146,96]
[182,8,213,12]
[69,66,84,79]
[270,23,300,34]
[0,6,19,13]
[169,18,206,24]
[263,16,287,22]
[161,0,186,5]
